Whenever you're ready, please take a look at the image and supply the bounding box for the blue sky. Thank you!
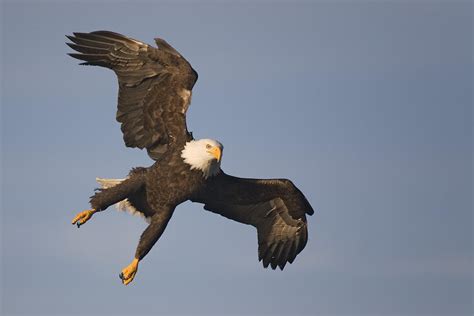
[1,1,472,315]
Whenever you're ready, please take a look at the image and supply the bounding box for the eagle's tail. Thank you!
[96,177,150,222]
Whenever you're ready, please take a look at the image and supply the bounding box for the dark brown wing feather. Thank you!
[193,173,314,270]
[66,30,198,159]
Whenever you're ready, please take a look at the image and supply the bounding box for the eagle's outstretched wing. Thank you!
[67,31,198,160]
[193,173,314,270]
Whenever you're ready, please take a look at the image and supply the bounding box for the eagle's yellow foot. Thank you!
[119,258,139,286]
[71,209,96,228]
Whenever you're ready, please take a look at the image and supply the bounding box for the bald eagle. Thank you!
[67,31,314,285]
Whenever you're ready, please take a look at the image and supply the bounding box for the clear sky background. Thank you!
[1,1,472,316]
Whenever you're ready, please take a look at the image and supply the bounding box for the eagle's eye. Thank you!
[206,144,212,149]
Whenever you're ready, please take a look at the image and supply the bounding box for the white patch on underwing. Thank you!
[179,89,192,113]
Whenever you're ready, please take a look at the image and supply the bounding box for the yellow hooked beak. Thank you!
[207,146,222,162]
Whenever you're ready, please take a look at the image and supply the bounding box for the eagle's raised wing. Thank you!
[193,173,314,270]
[67,31,198,160]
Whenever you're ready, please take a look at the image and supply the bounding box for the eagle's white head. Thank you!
[181,139,223,178]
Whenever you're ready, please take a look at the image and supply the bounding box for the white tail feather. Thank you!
[96,177,150,223]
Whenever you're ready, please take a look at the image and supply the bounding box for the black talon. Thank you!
[119,272,124,280]
[77,222,81,228]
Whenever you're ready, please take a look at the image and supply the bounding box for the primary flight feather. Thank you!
[67,31,314,285]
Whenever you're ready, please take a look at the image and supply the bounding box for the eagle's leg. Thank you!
[71,169,146,228]
[119,208,174,285]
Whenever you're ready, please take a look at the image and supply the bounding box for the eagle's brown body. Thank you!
[67,30,314,284]
[90,150,311,266]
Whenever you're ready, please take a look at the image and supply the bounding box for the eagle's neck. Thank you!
[181,141,221,179]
